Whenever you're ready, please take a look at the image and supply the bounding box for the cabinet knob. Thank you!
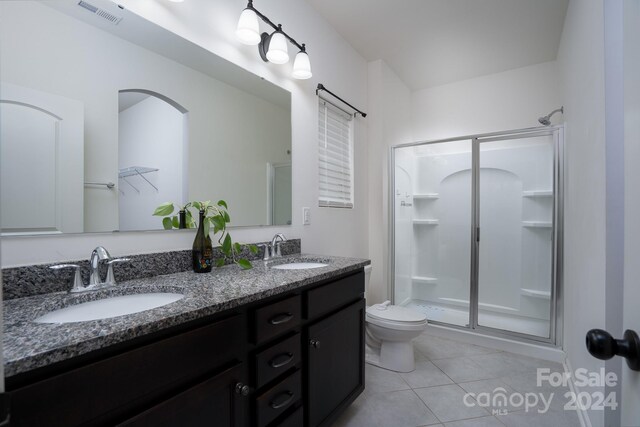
[235,382,251,396]
[586,329,640,371]
[309,339,321,349]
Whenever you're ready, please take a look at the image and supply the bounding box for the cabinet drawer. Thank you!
[10,315,244,427]
[255,333,301,388]
[256,370,302,427]
[117,363,247,427]
[305,271,364,320]
[254,295,301,344]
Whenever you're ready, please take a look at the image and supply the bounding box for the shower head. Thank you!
[538,106,564,126]
[538,117,552,126]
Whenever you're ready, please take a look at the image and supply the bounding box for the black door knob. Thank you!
[586,329,640,371]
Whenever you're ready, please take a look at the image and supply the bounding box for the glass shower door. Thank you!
[475,133,556,338]
[393,140,472,327]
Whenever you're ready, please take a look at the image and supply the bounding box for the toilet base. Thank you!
[365,340,416,373]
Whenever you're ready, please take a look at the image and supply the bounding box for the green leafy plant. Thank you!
[153,200,258,269]
[153,202,196,230]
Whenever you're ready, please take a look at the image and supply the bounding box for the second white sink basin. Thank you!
[272,262,328,270]
[34,293,185,324]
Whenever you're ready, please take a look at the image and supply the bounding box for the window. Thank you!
[318,98,354,208]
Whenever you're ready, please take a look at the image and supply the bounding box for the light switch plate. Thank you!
[302,207,311,225]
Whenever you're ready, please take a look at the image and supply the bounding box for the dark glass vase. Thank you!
[192,210,212,273]
[178,210,187,229]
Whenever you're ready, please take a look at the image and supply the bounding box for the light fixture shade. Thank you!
[236,8,261,45]
[292,51,312,79]
[266,31,289,64]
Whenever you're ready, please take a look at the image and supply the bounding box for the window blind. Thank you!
[318,98,354,208]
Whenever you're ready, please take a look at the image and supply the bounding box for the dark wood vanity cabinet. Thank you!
[6,269,365,427]
[117,362,248,427]
[307,299,365,427]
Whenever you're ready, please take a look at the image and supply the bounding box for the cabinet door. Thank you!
[117,362,248,427]
[306,299,365,427]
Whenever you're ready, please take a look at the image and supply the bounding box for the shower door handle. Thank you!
[476,227,480,242]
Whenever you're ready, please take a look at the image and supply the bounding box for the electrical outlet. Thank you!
[302,207,311,225]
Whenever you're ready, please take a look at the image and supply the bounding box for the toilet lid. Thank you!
[366,304,427,323]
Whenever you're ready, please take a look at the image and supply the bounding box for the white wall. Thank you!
[411,60,563,141]
[367,60,413,304]
[118,96,185,231]
[0,0,369,266]
[557,0,607,426]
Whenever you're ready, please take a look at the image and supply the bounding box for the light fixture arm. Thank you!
[245,1,306,53]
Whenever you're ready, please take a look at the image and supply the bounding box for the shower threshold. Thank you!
[405,299,550,338]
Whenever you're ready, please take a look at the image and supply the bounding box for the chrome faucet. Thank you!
[270,233,287,257]
[259,233,287,261]
[89,246,111,286]
[50,246,130,293]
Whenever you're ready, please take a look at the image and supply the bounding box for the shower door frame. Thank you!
[389,125,564,346]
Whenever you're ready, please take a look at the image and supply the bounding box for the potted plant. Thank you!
[153,200,258,272]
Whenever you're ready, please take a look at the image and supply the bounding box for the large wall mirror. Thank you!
[0,0,292,235]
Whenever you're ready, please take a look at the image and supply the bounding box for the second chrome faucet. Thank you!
[259,233,287,261]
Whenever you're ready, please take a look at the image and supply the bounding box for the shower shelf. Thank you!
[413,193,439,199]
[521,288,551,299]
[412,276,437,284]
[118,166,159,178]
[413,219,439,225]
[522,190,553,197]
[522,221,552,228]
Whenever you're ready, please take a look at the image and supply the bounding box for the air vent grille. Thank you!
[77,1,123,25]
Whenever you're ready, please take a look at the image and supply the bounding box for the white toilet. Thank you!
[364,265,428,372]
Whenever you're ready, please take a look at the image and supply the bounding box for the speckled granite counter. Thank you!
[4,254,369,378]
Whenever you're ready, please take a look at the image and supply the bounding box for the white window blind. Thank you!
[318,98,354,208]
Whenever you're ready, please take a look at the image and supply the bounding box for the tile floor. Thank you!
[333,331,581,427]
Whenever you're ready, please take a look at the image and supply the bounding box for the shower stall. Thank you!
[390,126,563,344]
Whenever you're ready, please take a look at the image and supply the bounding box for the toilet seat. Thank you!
[366,304,428,331]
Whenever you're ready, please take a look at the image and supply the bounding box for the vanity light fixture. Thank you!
[235,0,312,79]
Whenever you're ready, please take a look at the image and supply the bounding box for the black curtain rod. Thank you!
[316,84,367,118]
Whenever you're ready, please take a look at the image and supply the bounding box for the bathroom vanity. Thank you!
[3,255,368,427]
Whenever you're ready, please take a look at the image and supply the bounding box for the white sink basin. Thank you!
[272,262,328,270]
[34,293,184,324]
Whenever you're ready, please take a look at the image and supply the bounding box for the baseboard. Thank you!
[425,323,566,363]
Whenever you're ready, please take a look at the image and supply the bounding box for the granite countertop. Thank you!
[4,254,370,378]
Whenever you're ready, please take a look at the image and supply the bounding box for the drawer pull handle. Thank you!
[269,391,294,409]
[269,312,294,325]
[269,352,294,368]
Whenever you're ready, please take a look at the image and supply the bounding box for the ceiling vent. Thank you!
[77,1,123,25]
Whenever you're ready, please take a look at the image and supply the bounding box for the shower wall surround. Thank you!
[393,128,561,341]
